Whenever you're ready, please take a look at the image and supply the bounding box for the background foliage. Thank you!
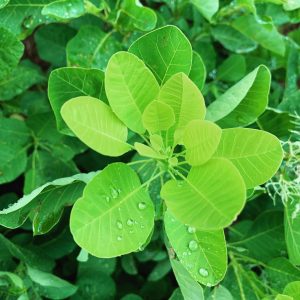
[0,0,300,299]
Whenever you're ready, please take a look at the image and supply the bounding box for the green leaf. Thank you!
[283,281,300,299]
[34,23,76,67]
[66,26,120,70]
[0,173,91,230]
[148,259,172,281]
[165,211,227,286]
[285,199,300,264]
[265,258,300,292]
[117,0,157,31]
[105,51,159,134]
[70,163,155,258]
[161,158,246,230]
[0,118,30,184]
[129,25,192,84]
[42,0,85,19]
[158,73,206,144]
[189,51,206,90]
[284,0,300,10]
[211,25,257,53]
[214,128,283,188]
[27,266,77,299]
[216,54,246,82]
[206,65,271,127]
[170,259,204,300]
[190,0,219,21]
[142,100,175,133]
[231,14,286,56]
[0,271,25,296]
[134,142,167,160]
[0,60,44,101]
[0,0,9,9]
[207,285,234,300]
[183,120,221,166]
[48,67,107,134]
[0,27,24,80]
[61,96,131,157]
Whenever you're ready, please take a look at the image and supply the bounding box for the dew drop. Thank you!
[110,187,119,199]
[116,221,123,229]
[117,236,122,241]
[198,268,209,277]
[138,202,146,210]
[105,196,110,202]
[188,240,198,251]
[127,219,134,226]
[187,226,196,234]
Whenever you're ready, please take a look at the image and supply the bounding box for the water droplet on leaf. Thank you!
[116,221,123,229]
[199,268,209,277]
[188,240,198,251]
[138,202,146,210]
[127,219,134,226]
[187,226,196,233]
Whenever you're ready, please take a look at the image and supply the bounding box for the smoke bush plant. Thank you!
[57,26,283,286]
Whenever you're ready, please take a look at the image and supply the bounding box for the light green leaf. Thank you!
[189,51,206,90]
[161,158,246,230]
[206,65,271,127]
[190,0,219,21]
[0,27,24,80]
[183,120,221,166]
[211,25,257,53]
[171,259,204,300]
[48,67,106,134]
[134,142,167,160]
[0,60,44,101]
[265,258,300,292]
[158,72,206,144]
[0,118,30,184]
[117,0,157,31]
[216,54,246,82]
[0,173,92,229]
[275,295,293,300]
[105,51,159,134]
[284,0,300,10]
[66,26,120,70]
[35,23,76,67]
[27,266,77,299]
[232,14,286,56]
[61,96,131,157]
[70,163,155,258]
[142,100,175,133]
[283,281,300,299]
[207,285,234,300]
[0,271,24,295]
[165,211,227,286]
[42,0,85,19]
[150,134,164,152]
[0,0,9,9]
[285,199,300,264]
[214,128,283,188]
[129,25,192,84]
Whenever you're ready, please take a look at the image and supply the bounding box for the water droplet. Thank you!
[116,221,123,229]
[140,225,145,229]
[198,268,209,277]
[117,236,122,241]
[105,196,110,202]
[188,240,198,251]
[127,219,134,226]
[182,251,187,256]
[187,226,196,234]
[138,202,146,210]
[110,187,119,199]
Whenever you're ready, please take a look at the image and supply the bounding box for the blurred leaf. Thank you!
[189,51,206,90]
[42,0,85,19]
[148,259,172,281]
[190,0,219,21]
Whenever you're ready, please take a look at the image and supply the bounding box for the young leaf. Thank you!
[142,100,175,133]
[189,51,206,90]
[183,120,222,166]
[161,158,246,230]
[48,67,106,134]
[134,142,167,160]
[129,25,192,84]
[165,211,227,286]
[105,51,160,134]
[190,0,219,21]
[158,72,206,143]
[214,128,283,188]
[206,65,271,127]
[283,281,300,299]
[70,163,155,258]
[61,96,131,157]
[170,259,204,300]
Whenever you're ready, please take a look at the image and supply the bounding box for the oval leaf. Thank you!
[61,96,131,157]
[183,120,221,166]
[161,158,246,230]
[105,51,159,134]
[142,100,175,133]
[214,128,283,188]
[70,163,155,258]
[165,211,227,286]
[129,25,192,84]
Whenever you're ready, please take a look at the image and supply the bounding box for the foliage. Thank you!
[0,0,300,299]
